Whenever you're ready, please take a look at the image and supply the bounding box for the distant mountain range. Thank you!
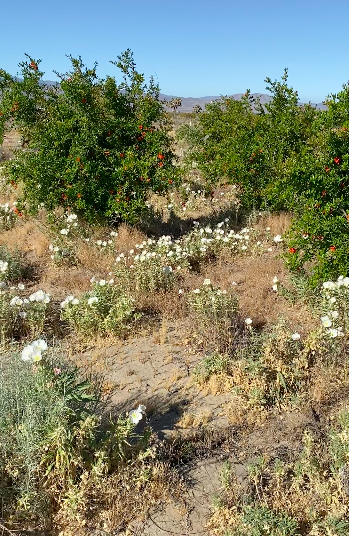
[159,93,327,112]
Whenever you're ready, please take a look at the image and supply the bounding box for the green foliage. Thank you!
[0,51,180,223]
[187,280,240,352]
[178,70,317,212]
[0,245,25,282]
[61,280,139,336]
[179,70,349,284]
[232,505,300,536]
[193,352,230,382]
[284,83,349,285]
[0,346,146,525]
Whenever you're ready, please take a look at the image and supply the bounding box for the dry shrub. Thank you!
[255,211,293,236]
[54,460,185,535]
[0,219,49,257]
[115,223,147,254]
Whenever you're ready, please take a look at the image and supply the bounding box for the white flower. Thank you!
[18,311,27,319]
[272,276,279,284]
[32,339,48,352]
[272,284,278,292]
[322,281,336,290]
[291,333,301,341]
[265,227,271,231]
[203,279,211,286]
[29,290,50,303]
[328,328,343,338]
[96,240,102,246]
[163,266,173,275]
[10,296,23,306]
[17,283,25,290]
[128,404,146,425]
[99,279,106,286]
[245,318,252,325]
[22,345,35,362]
[321,316,332,328]
[71,298,80,305]
[60,228,69,235]
[88,296,98,306]
[193,289,200,294]
[331,311,339,319]
[110,231,118,237]
[273,235,283,243]
[0,260,8,273]
[267,247,273,252]
[21,339,47,363]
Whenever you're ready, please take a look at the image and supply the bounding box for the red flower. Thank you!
[76,157,81,162]
[325,166,330,172]
[334,157,341,165]
[120,153,124,158]
[329,245,336,252]
[77,193,82,198]
[157,153,164,160]
[321,190,327,196]
[62,193,68,200]
[30,61,38,70]
[138,125,143,130]
[81,98,87,104]
[10,181,17,189]
[158,162,163,167]
[289,247,297,254]
[107,131,112,137]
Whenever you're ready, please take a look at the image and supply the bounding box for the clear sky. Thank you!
[1,0,348,102]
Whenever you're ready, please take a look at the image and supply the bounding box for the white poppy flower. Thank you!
[291,333,301,341]
[129,405,146,425]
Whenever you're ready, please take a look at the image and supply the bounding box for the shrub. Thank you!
[0,287,51,343]
[209,410,349,535]
[283,83,349,285]
[0,342,148,527]
[0,244,25,282]
[61,279,139,336]
[178,70,318,212]
[0,51,180,223]
[187,279,240,352]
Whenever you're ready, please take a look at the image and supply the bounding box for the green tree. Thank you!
[0,51,180,223]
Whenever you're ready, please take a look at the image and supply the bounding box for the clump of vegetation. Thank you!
[0,342,152,528]
[187,279,241,353]
[179,70,349,284]
[209,408,349,535]
[60,279,139,336]
[0,51,179,223]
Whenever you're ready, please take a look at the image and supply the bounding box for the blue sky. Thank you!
[1,0,348,102]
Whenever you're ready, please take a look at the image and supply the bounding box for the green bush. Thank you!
[284,84,349,285]
[0,343,146,526]
[60,279,139,336]
[179,70,349,284]
[0,51,180,223]
[178,70,317,212]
